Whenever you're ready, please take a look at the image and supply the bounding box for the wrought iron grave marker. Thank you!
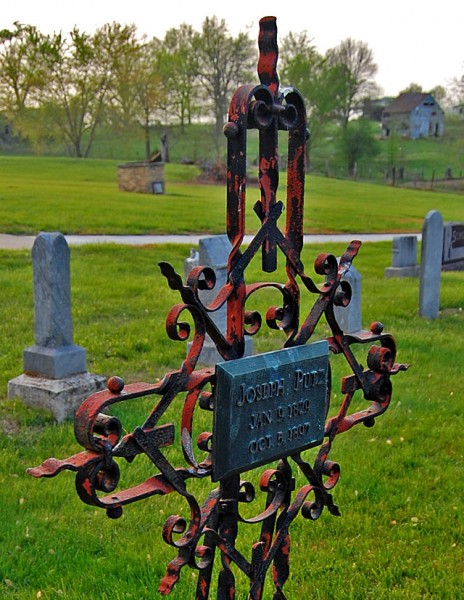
[28,16,408,599]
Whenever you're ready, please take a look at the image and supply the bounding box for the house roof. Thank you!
[386,92,434,113]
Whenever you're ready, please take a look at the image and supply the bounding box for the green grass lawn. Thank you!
[0,240,463,599]
[1,155,464,236]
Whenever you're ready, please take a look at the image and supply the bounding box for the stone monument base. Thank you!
[23,344,87,380]
[8,372,107,423]
[384,265,420,278]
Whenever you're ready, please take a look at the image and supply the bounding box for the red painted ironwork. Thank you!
[28,16,408,599]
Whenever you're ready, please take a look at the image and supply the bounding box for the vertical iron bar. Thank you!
[258,16,280,273]
[217,474,241,599]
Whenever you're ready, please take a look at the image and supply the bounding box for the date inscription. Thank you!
[213,341,329,481]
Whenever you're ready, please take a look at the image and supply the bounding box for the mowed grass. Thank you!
[1,155,464,235]
[0,240,463,599]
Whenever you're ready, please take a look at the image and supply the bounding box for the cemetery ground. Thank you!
[2,156,464,236]
[0,160,463,598]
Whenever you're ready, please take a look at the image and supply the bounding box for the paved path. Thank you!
[0,232,419,251]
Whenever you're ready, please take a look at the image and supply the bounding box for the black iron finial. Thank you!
[258,16,279,99]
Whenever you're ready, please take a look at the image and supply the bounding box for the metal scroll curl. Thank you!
[28,16,408,600]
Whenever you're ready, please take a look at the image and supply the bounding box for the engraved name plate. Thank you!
[212,341,329,481]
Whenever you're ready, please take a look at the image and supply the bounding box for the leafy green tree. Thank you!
[106,23,145,127]
[154,24,199,130]
[0,22,61,134]
[399,82,423,94]
[279,32,322,144]
[325,38,379,128]
[337,118,380,177]
[131,40,165,159]
[429,85,448,105]
[42,23,134,157]
[194,16,255,151]
[103,25,164,158]
[280,32,349,152]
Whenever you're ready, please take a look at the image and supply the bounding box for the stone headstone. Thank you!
[334,263,362,334]
[419,211,443,319]
[8,232,106,421]
[385,236,420,278]
[24,232,87,378]
[442,222,464,271]
[185,235,253,364]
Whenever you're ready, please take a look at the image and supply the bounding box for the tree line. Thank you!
[1,17,459,162]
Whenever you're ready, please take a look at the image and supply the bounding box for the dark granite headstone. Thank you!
[442,222,464,270]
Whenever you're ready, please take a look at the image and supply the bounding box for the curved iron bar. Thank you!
[27,16,408,600]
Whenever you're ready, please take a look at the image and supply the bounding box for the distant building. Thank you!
[381,93,445,139]
[361,97,393,121]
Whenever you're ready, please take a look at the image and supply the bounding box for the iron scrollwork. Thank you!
[28,16,408,599]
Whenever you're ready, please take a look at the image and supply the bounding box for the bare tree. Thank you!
[325,38,379,128]
[447,75,464,108]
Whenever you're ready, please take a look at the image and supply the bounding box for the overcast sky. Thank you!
[2,0,463,97]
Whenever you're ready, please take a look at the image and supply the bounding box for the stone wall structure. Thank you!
[117,161,165,194]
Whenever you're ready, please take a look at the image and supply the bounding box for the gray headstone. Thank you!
[197,236,231,335]
[385,235,420,278]
[392,236,417,267]
[199,235,231,268]
[32,232,73,347]
[23,232,86,378]
[419,211,443,318]
[334,263,362,334]
[8,232,106,420]
[184,235,252,363]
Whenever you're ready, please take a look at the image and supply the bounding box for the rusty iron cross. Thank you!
[28,16,408,600]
